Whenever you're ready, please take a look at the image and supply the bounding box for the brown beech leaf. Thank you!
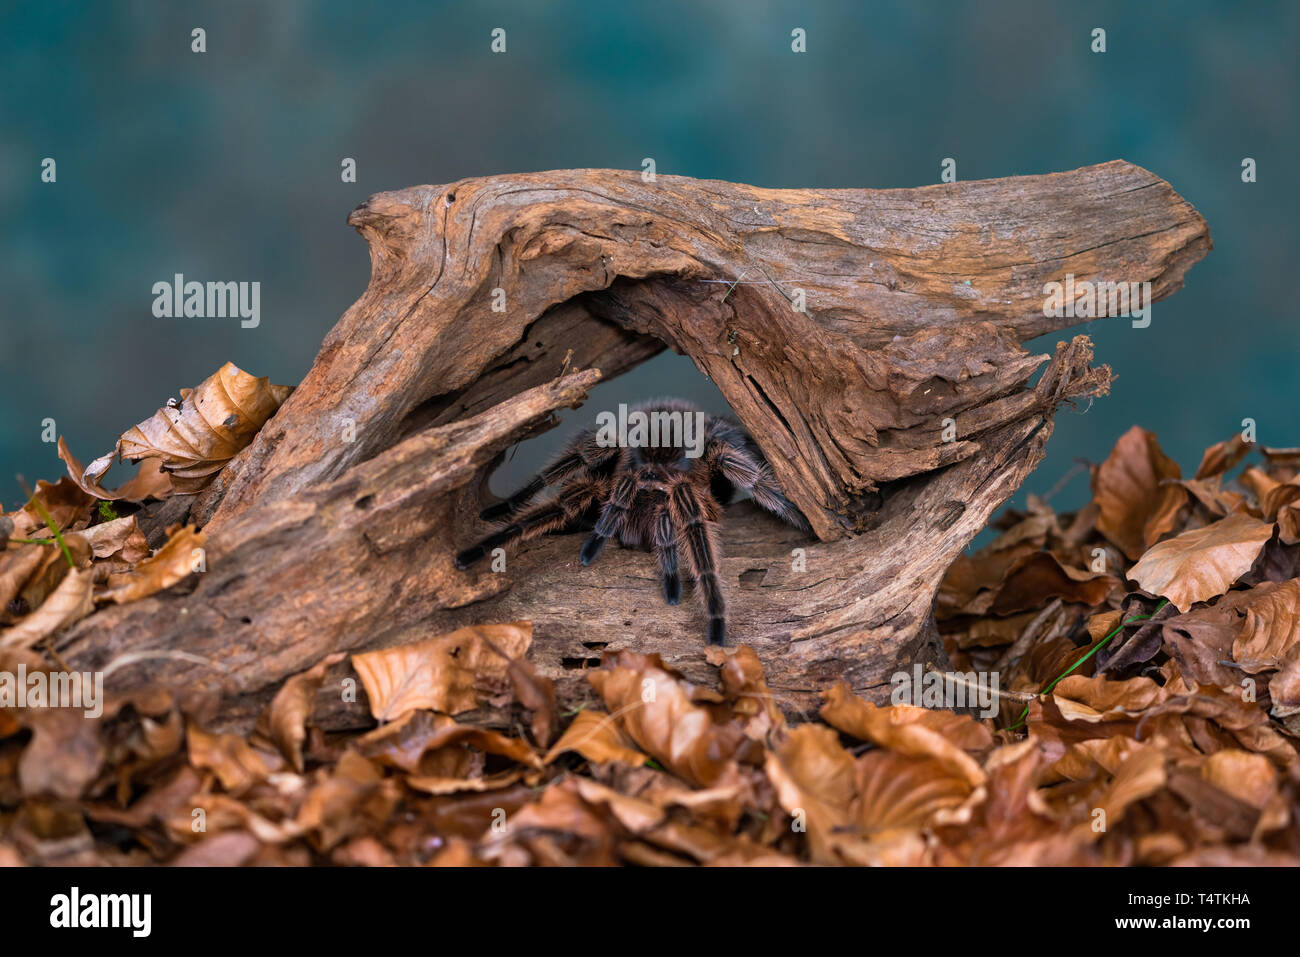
[57,437,172,502]
[263,652,347,772]
[820,682,990,787]
[350,621,532,722]
[12,477,94,539]
[80,515,149,563]
[1128,512,1274,611]
[991,550,1118,615]
[1223,578,1300,671]
[587,650,745,787]
[1194,434,1253,480]
[496,644,555,748]
[186,724,283,795]
[101,525,206,604]
[706,643,785,734]
[357,711,540,769]
[0,546,47,615]
[0,567,94,650]
[405,769,527,796]
[1094,426,1186,560]
[544,709,646,766]
[855,750,981,835]
[763,724,857,864]
[1268,645,1300,718]
[1201,749,1280,812]
[116,362,293,493]
[1090,743,1166,830]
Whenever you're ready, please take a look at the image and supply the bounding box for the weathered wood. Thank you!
[57,162,1210,731]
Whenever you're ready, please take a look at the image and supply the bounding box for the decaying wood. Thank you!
[58,161,1210,731]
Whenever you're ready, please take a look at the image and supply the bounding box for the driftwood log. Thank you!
[58,161,1210,731]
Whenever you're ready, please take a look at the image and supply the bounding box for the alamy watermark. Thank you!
[594,403,706,458]
[891,664,1000,719]
[0,664,103,718]
[1042,273,1151,328]
[152,274,260,328]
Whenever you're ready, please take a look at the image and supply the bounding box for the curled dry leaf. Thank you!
[350,621,532,723]
[707,643,785,734]
[1194,434,1254,480]
[0,546,47,616]
[57,437,172,503]
[1223,578,1300,671]
[187,724,283,796]
[1094,425,1187,560]
[12,477,94,540]
[763,723,856,864]
[544,709,646,766]
[80,515,149,562]
[494,643,555,748]
[0,567,94,650]
[264,652,347,772]
[101,525,206,604]
[991,551,1118,614]
[1127,512,1274,611]
[113,362,291,494]
[855,750,982,835]
[820,682,990,787]
[357,711,540,770]
[587,650,746,788]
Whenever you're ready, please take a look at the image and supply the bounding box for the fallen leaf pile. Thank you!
[0,363,288,651]
[3,423,1300,865]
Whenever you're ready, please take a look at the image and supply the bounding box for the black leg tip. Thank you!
[453,548,481,570]
[662,577,681,605]
[579,535,604,566]
[707,619,726,645]
[479,501,510,521]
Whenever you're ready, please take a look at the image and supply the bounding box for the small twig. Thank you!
[994,598,1063,673]
[923,663,1036,702]
[41,637,73,674]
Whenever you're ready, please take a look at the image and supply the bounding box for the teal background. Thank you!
[1,1,1295,512]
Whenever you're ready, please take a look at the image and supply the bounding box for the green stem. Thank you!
[17,481,76,570]
[1004,598,1169,732]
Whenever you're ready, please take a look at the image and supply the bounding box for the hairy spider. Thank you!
[454,399,811,645]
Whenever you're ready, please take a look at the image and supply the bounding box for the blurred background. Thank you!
[1,0,1295,516]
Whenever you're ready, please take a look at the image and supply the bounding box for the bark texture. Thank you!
[57,161,1210,730]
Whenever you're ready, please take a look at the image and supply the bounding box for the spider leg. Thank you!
[653,510,682,605]
[478,431,615,520]
[455,486,599,569]
[580,474,637,566]
[709,438,812,532]
[668,483,727,645]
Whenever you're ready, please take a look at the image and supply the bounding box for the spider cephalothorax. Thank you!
[454,399,811,644]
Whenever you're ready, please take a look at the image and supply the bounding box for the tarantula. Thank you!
[454,399,811,644]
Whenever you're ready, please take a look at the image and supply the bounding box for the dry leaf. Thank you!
[0,567,94,650]
[350,622,532,722]
[820,682,990,787]
[1128,512,1274,611]
[545,709,646,766]
[264,652,346,772]
[80,515,150,562]
[1094,426,1186,560]
[102,525,206,604]
[115,362,292,493]
[57,437,172,502]
[763,724,857,864]
[587,650,745,788]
